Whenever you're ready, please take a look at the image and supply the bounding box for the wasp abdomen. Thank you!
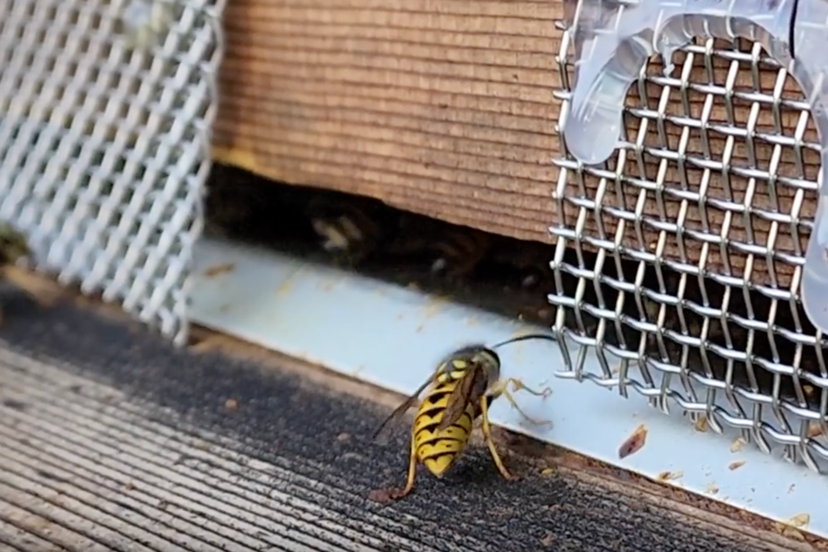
[412,383,475,477]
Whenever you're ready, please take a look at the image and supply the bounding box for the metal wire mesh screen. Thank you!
[549,24,828,473]
[0,0,223,345]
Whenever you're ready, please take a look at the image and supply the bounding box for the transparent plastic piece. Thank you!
[560,0,828,337]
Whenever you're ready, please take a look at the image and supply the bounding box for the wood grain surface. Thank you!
[212,1,821,287]
[214,0,562,242]
[1,300,815,552]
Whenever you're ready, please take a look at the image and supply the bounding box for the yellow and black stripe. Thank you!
[411,359,481,476]
[373,337,553,501]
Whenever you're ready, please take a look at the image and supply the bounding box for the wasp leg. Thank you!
[389,435,418,500]
[480,396,513,480]
[489,377,552,426]
[505,377,552,398]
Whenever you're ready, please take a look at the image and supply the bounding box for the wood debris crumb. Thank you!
[656,470,683,482]
[694,415,708,433]
[788,513,810,528]
[368,488,399,504]
[730,437,746,453]
[779,526,805,541]
[204,262,235,277]
[540,467,554,476]
[807,422,824,438]
[618,424,648,459]
[224,398,239,411]
[728,460,745,471]
[772,513,810,541]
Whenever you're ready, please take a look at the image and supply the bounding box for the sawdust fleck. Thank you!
[204,262,235,277]
[772,513,810,540]
[656,470,683,482]
[787,513,810,528]
[276,279,293,296]
[730,437,746,452]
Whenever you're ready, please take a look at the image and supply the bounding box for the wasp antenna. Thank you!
[790,0,799,60]
[488,333,557,350]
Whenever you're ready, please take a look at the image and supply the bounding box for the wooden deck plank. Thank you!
[0,296,816,551]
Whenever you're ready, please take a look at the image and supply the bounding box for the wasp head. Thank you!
[446,344,501,386]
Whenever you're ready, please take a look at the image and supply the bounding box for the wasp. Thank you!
[487,236,554,290]
[306,194,392,268]
[390,213,490,281]
[372,333,556,500]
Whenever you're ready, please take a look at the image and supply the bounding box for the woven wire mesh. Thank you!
[549,21,828,473]
[0,0,223,345]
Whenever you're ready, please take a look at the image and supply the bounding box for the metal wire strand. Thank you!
[0,0,225,345]
[550,24,828,474]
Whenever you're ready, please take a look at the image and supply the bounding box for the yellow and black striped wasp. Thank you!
[371,333,556,501]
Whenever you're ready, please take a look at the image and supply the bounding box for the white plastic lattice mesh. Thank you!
[0,0,223,345]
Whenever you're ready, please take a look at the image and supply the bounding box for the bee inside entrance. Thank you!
[204,162,558,328]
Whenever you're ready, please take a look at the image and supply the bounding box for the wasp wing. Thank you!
[372,375,436,445]
[435,361,488,433]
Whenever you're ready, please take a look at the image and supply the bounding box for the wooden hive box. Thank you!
[213,0,820,289]
[213,0,563,245]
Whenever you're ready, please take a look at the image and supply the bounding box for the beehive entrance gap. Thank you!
[204,161,556,330]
